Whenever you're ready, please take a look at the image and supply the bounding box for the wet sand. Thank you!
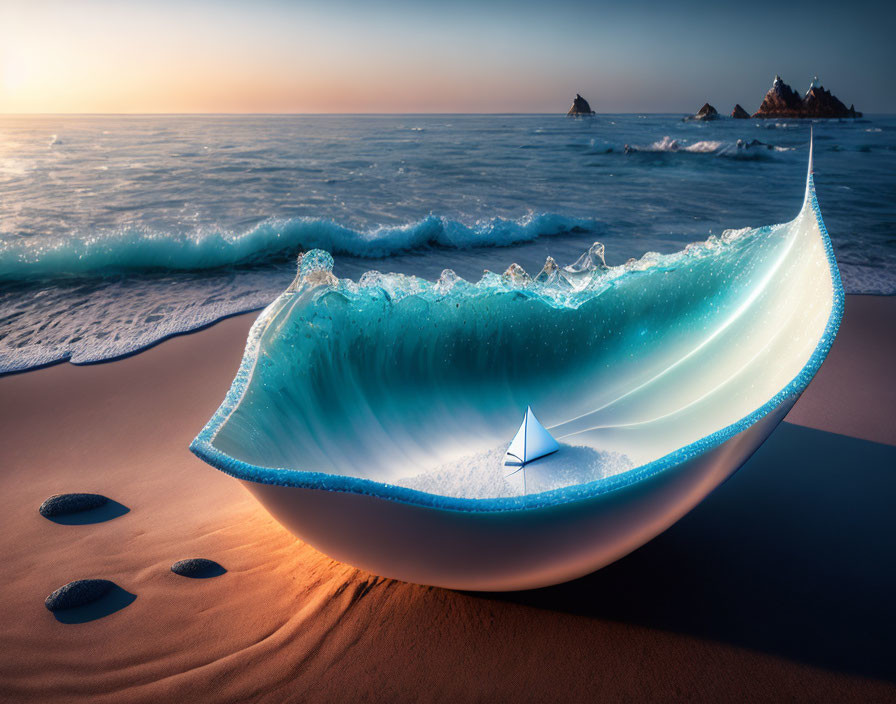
[0,294,893,702]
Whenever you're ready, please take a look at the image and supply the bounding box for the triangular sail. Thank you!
[523,407,559,462]
[505,406,560,467]
[505,419,527,466]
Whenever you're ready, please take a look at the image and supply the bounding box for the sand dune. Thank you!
[0,296,893,702]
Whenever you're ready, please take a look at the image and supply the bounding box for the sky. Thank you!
[0,0,894,114]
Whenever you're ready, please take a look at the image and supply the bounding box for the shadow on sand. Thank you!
[52,584,137,624]
[483,422,896,682]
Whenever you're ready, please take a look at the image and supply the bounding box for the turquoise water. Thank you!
[1,114,893,373]
[193,164,842,503]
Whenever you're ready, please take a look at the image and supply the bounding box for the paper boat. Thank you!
[191,136,843,591]
[505,406,560,468]
[504,406,560,494]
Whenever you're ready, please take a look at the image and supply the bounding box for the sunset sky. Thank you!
[1,0,893,114]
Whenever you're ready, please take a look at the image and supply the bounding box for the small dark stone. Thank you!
[731,104,751,119]
[171,558,226,579]
[45,579,114,611]
[39,493,108,518]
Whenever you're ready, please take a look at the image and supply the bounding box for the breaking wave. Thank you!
[0,213,599,281]
[622,136,794,158]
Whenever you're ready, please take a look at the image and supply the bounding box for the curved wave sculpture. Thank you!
[191,139,843,591]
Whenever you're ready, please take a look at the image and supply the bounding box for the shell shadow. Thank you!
[480,423,896,682]
[52,585,137,624]
[43,500,130,525]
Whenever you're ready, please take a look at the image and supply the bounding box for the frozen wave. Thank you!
[197,158,839,506]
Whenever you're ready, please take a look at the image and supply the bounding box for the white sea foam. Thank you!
[627,136,792,158]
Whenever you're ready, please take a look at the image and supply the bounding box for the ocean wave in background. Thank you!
[1,226,891,376]
[624,135,794,158]
[1,113,894,374]
[583,135,817,159]
[0,213,597,280]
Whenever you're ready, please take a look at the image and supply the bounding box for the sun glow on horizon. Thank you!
[0,0,892,114]
[2,48,31,95]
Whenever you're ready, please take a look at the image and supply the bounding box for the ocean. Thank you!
[1,113,894,374]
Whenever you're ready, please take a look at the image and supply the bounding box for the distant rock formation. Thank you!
[753,75,802,116]
[803,79,862,118]
[752,75,861,118]
[731,104,750,119]
[567,94,595,116]
[683,103,719,121]
[697,103,719,120]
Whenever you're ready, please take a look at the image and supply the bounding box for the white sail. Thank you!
[504,406,560,467]
[505,421,528,466]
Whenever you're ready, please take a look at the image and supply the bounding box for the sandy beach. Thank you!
[1,293,893,703]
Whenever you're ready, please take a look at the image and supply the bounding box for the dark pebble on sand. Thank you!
[171,558,226,578]
[39,493,108,518]
[45,579,114,611]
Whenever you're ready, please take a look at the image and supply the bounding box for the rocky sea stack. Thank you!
[683,103,719,121]
[695,103,719,120]
[731,104,750,119]
[567,94,595,116]
[752,76,861,118]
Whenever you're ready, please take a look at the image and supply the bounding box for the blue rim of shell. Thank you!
[190,155,845,514]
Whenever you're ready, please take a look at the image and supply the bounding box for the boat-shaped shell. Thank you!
[191,140,843,591]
